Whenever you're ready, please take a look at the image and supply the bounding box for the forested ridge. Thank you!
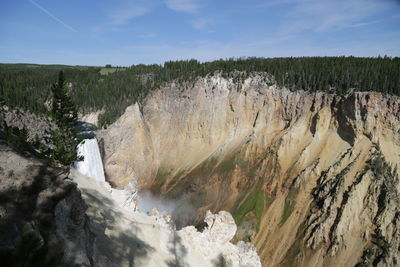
[1,56,399,127]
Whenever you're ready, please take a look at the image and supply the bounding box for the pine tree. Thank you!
[45,71,81,165]
[0,97,6,130]
[51,71,78,129]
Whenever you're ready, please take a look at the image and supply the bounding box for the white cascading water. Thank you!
[74,138,106,182]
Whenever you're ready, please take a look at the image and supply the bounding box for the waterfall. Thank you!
[74,138,106,182]
[74,135,138,211]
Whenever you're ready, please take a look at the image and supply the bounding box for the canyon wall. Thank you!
[99,74,400,266]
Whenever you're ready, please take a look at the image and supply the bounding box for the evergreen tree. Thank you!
[0,97,5,130]
[51,71,78,129]
[45,71,81,165]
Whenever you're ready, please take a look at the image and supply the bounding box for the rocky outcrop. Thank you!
[303,145,399,266]
[55,186,96,266]
[0,141,96,266]
[4,109,54,141]
[79,111,103,128]
[70,168,261,267]
[179,210,261,267]
[98,73,400,266]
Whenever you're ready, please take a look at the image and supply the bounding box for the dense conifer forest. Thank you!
[1,57,399,127]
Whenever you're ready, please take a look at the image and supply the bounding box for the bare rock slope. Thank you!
[99,73,400,267]
[0,140,96,266]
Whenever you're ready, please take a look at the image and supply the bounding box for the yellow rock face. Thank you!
[99,74,400,267]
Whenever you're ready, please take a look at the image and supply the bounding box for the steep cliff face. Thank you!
[0,141,96,266]
[99,73,400,266]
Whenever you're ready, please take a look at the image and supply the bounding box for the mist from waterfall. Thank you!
[74,136,194,227]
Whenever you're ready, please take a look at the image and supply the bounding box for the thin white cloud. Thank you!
[137,33,157,38]
[166,0,199,13]
[90,3,152,36]
[191,18,210,30]
[110,6,148,25]
[28,0,77,33]
[282,0,394,33]
[349,20,380,28]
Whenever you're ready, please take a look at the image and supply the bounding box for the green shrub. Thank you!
[232,180,265,229]
[279,187,299,227]
[155,170,170,183]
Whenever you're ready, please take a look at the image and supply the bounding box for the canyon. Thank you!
[1,72,399,267]
[96,73,400,266]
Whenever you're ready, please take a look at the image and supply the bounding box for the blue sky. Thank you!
[0,0,399,66]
